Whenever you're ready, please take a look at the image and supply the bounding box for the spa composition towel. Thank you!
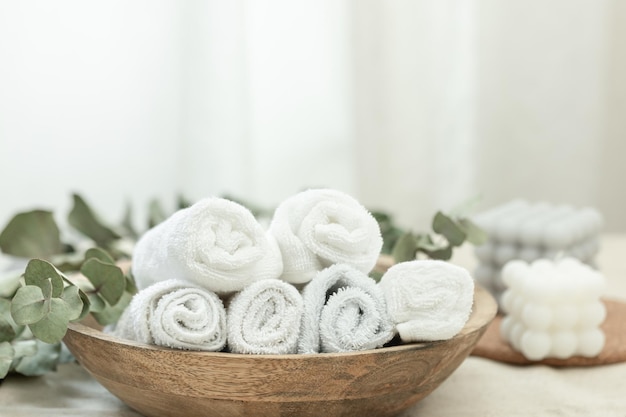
[378,260,474,342]
[112,279,227,351]
[299,264,394,353]
[268,189,383,284]
[227,279,304,355]
[132,197,283,293]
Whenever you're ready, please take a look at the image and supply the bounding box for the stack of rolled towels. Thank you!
[110,189,475,354]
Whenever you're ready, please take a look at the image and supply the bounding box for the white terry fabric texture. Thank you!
[227,279,304,354]
[131,197,283,293]
[111,279,227,351]
[268,188,383,284]
[378,260,474,342]
[298,264,394,353]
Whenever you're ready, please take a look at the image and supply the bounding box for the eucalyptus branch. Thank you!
[384,209,487,265]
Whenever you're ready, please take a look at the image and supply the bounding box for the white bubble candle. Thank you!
[471,200,603,306]
[500,258,606,361]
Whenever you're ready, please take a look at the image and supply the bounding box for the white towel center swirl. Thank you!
[227,279,304,354]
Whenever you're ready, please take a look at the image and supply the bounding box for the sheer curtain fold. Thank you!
[1,0,625,232]
[352,0,477,228]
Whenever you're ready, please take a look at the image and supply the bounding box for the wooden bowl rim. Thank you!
[67,284,497,360]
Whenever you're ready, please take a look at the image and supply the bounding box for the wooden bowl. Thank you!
[63,285,497,417]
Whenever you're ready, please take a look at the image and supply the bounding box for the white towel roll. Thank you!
[379,260,474,342]
[268,189,382,284]
[299,264,394,353]
[227,279,303,355]
[112,279,227,351]
[132,197,283,293]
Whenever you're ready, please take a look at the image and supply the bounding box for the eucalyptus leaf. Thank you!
[76,288,91,321]
[23,259,65,297]
[0,316,16,342]
[432,212,466,247]
[68,194,120,247]
[369,270,384,282]
[61,286,85,321]
[120,201,139,239]
[48,251,86,273]
[10,285,48,325]
[125,273,138,295]
[391,232,418,263]
[91,291,132,326]
[423,244,453,260]
[84,247,115,265]
[80,259,125,306]
[28,298,71,344]
[0,270,22,298]
[177,194,192,210]
[0,341,14,378]
[0,210,64,258]
[13,340,61,376]
[415,234,442,252]
[87,293,106,313]
[372,211,393,233]
[458,218,488,245]
[148,199,167,228]
[0,298,23,339]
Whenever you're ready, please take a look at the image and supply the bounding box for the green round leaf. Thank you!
[92,291,132,326]
[68,194,120,247]
[24,259,65,298]
[10,285,47,325]
[0,341,15,378]
[76,288,91,321]
[391,232,418,263]
[28,298,71,344]
[87,293,106,313]
[0,316,16,343]
[0,210,64,258]
[80,259,126,306]
[0,298,22,340]
[61,286,85,321]
[84,247,116,265]
[432,212,466,247]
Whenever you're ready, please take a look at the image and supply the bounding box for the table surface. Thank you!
[2,235,625,417]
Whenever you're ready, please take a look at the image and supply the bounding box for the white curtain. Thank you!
[1,0,625,233]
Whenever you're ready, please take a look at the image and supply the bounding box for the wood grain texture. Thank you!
[472,298,626,367]
[63,286,497,417]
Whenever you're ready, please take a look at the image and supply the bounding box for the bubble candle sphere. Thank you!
[499,258,606,361]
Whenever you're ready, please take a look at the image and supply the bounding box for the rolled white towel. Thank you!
[379,260,474,342]
[268,189,382,284]
[132,197,283,293]
[227,279,303,355]
[299,264,394,353]
[112,279,227,351]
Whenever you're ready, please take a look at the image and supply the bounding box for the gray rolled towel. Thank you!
[299,264,394,353]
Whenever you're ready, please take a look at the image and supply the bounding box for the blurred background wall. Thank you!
[1,0,625,234]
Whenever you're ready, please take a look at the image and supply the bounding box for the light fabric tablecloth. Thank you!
[2,235,625,417]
